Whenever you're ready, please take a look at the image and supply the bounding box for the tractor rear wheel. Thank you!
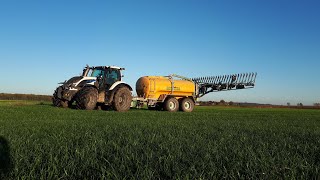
[75,87,98,110]
[179,98,195,112]
[164,97,179,112]
[113,86,132,112]
[52,88,68,108]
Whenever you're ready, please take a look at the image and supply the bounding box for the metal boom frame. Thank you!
[192,72,257,98]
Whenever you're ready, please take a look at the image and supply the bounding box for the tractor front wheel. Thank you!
[52,88,68,108]
[75,87,98,110]
[113,87,132,112]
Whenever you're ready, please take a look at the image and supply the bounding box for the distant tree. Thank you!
[229,101,234,106]
[219,99,226,105]
[0,93,52,101]
[287,102,290,107]
[314,103,320,107]
[297,103,303,107]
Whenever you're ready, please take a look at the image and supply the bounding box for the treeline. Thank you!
[0,93,52,101]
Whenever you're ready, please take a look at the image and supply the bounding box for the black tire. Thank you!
[155,103,164,111]
[164,97,179,112]
[148,104,163,111]
[148,106,156,110]
[179,98,195,112]
[52,88,68,108]
[68,100,74,108]
[75,87,98,110]
[96,104,111,111]
[113,86,132,112]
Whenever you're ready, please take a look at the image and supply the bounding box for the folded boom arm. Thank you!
[192,72,257,98]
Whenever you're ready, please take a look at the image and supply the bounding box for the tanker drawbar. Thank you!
[192,72,257,97]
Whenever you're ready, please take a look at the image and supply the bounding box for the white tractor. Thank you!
[53,65,132,111]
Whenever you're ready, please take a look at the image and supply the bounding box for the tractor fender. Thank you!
[109,81,133,91]
[106,82,133,104]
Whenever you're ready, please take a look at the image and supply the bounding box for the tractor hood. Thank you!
[59,76,97,89]
[71,76,97,88]
[59,76,83,86]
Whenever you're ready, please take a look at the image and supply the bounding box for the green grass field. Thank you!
[0,101,320,179]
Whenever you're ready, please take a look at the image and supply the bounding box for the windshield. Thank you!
[89,69,105,77]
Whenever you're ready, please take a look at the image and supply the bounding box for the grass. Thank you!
[0,102,320,179]
[0,100,45,106]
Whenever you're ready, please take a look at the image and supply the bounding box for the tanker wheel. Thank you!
[179,98,195,112]
[164,97,179,112]
[75,87,98,110]
[113,86,132,112]
[52,89,68,108]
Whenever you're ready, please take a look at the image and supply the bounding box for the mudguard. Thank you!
[105,82,133,104]
[109,81,133,91]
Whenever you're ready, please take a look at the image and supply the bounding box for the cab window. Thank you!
[106,69,120,84]
[90,69,105,77]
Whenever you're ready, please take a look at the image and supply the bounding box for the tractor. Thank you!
[53,65,132,111]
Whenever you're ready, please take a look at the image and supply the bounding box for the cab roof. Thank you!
[86,65,125,70]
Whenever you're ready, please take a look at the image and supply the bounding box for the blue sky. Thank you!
[0,0,319,105]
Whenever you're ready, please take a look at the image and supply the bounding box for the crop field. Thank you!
[0,101,320,179]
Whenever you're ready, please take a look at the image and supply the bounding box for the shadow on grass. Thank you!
[49,103,162,112]
[0,136,13,178]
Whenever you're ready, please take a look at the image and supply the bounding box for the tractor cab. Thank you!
[82,66,124,90]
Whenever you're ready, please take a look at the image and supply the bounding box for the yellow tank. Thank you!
[136,76,195,101]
